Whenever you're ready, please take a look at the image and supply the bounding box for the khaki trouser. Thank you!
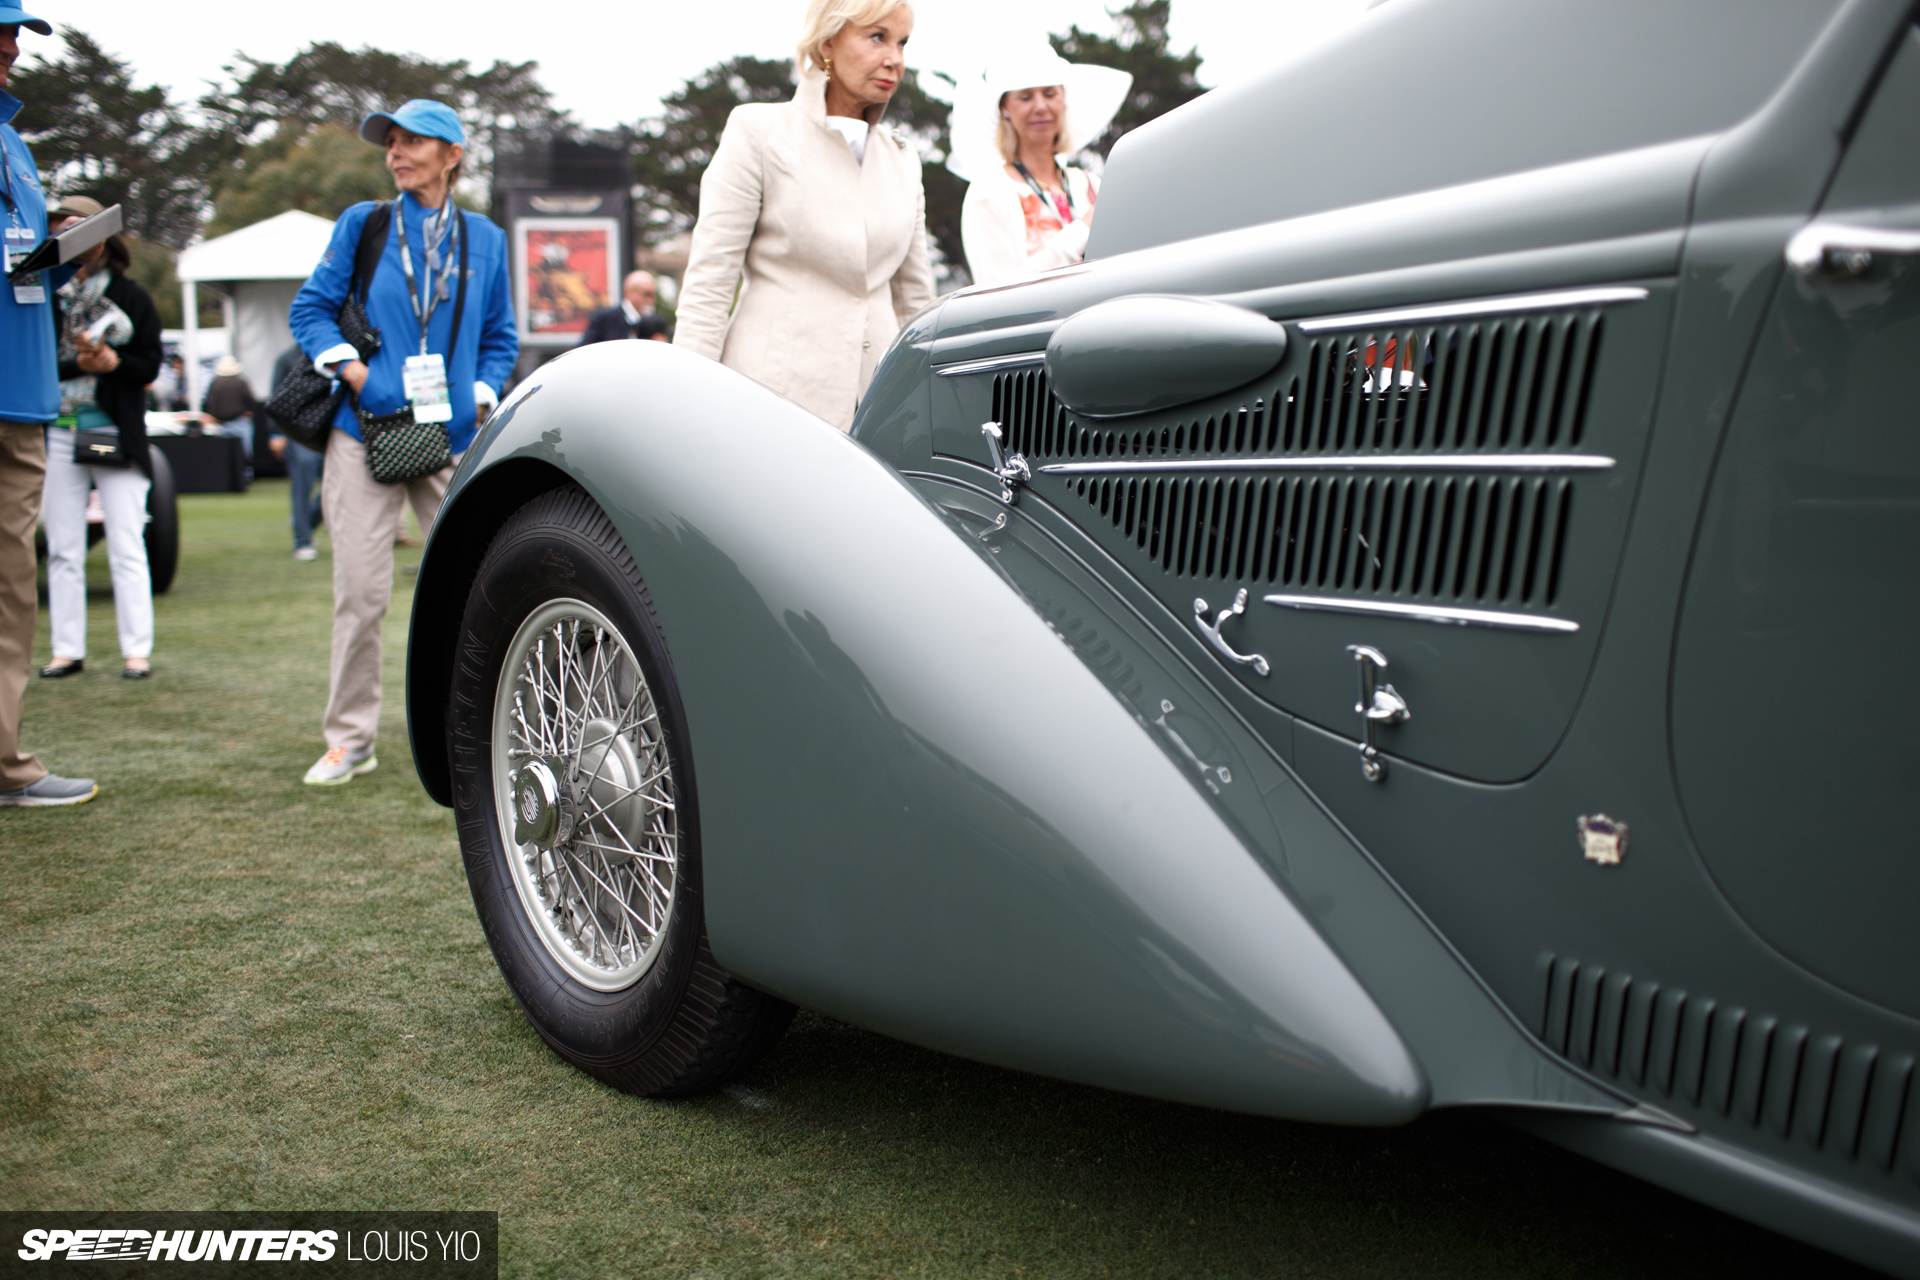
[319,428,450,754]
[0,423,48,790]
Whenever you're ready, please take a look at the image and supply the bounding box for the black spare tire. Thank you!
[145,446,178,594]
[447,485,793,1094]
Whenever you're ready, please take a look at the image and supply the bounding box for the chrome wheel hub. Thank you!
[491,599,679,992]
[510,759,571,849]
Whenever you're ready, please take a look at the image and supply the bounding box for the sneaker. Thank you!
[293,545,318,561]
[303,746,376,786]
[0,773,99,807]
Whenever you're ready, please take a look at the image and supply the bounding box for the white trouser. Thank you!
[43,427,154,661]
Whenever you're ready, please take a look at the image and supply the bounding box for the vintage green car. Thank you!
[407,0,1920,1269]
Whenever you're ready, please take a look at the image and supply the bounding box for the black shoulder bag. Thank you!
[261,203,391,451]
[72,410,129,467]
[357,209,467,485]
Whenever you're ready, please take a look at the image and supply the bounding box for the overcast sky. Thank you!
[17,0,1372,129]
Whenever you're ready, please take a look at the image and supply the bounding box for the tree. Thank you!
[8,28,206,249]
[631,56,795,242]
[1052,0,1207,159]
[883,70,966,285]
[204,124,394,238]
[197,43,566,203]
[120,236,222,329]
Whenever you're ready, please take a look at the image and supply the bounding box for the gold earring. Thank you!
[823,55,833,73]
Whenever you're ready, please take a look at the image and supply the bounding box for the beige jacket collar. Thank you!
[793,69,895,129]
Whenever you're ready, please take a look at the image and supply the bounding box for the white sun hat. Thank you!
[944,40,1133,185]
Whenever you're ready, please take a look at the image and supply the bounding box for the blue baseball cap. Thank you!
[0,4,54,34]
[360,99,464,148]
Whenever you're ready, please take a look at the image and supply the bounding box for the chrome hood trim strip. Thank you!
[1039,454,1615,476]
[1294,286,1649,333]
[1265,594,1580,633]
[934,351,1048,377]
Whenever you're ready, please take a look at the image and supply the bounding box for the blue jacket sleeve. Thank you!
[288,204,370,361]
[474,219,519,392]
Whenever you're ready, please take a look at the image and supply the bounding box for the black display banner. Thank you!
[0,1213,496,1279]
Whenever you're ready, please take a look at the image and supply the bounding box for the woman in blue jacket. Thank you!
[289,99,517,787]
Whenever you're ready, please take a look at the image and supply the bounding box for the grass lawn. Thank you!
[0,482,1874,1279]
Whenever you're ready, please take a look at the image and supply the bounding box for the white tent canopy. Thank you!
[175,210,336,408]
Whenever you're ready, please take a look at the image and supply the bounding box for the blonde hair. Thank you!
[995,89,1074,165]
[796,0,910,77]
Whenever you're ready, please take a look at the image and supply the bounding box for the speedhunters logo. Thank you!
[0,1214,495,1278]
[19,1230,343,1262]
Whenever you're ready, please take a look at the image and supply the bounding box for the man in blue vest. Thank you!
[0,4,98,806]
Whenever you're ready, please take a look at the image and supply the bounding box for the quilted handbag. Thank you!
[262,366,344,452]
[358,406,452,484]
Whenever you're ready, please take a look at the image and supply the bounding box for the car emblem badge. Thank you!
[1577,813,1627,865]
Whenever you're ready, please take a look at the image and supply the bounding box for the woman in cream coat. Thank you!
[674,0,934,430]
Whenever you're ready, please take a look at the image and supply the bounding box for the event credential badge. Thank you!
[5,227,44,305]
[404,352,453,425]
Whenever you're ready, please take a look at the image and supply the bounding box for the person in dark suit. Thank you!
[577,270,671,345]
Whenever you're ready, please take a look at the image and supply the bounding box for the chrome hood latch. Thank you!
[980,422,1031,505]
[1347,644,1410,782]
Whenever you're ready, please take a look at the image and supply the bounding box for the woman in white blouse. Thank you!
[674,0,934,430]
[954,45,1131,289]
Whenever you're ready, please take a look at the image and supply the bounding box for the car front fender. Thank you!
[411,341,1427,1124]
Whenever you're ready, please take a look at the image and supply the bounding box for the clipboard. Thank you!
[6,204,124,281]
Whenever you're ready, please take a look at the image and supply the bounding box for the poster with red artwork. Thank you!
[514,217,618,342]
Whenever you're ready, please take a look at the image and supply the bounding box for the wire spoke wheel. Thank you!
[453,486,793,1095]
[491,598,678,992]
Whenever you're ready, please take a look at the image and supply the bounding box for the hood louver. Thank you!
[991,307,1610,622]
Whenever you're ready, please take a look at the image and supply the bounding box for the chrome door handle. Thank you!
[1785,221,1920,277]
[1193,589,1270,677]
[1346,644,1410,782]
[980,422,1031,505]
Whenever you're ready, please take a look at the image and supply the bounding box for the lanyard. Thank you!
[394,198,462,355]
[1013,160,1074,225]
[0,136,23,227]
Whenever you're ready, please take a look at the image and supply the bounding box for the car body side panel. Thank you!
[914,476,1630,1117]
[418,341,1425,1125]
[1671,27,1920,1023]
